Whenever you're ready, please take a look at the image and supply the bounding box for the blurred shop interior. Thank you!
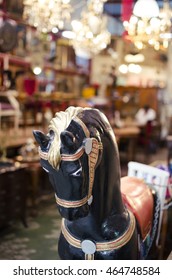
[0,0,172,260]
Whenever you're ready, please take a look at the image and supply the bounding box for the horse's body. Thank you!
[33,107,159,260]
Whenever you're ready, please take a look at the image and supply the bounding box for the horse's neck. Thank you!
[91,135,125,223]
[64,131,129,242]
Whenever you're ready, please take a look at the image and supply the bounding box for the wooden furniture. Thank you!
[15,155,41,216]
[0,161,29,229]
[17,92,77,128]
[114,86,159,119]
[114,126,140,161]
[0,91,20,130]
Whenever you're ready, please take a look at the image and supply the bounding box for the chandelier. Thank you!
[23,0,72,33]
[123,0,172,51]
[70,0,111,58]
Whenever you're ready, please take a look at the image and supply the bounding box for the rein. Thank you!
[61,211,136,260]
[59,123,103,208]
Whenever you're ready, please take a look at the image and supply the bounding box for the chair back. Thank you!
[127,161,169,246]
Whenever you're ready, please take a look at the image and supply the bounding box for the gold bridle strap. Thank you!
[58,117,102,209]
[61,211,136,259]
[58,137,101,208]
[55,193,88,208]
[61,146,84,161]
[73,116,90,138]
[38,147,48,160]
[87,138,100,198]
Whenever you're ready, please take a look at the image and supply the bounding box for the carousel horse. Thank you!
[33,106,160,260]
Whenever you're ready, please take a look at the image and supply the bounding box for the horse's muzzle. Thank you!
[57,204,90,221]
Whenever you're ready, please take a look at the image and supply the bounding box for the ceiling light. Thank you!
[133,0,159,18]
[62,30,75,39]
[124,0,172,51]
[23,0,72,33]
[124,53,145,63]
[119,64,128,74]
[33,66,42,75]
[70,0,111,58]
[52,27,59,34]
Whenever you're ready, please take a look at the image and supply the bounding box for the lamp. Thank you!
[123,0,172,51]
[23,0,72,33]
[133,0,159,18]
[69,0,111,58]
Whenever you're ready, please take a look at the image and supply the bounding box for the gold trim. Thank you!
[61,147,84,161]
[85,254,94,260]
[73,117,90,138]
[38,147,48,160]
[88,138,99,198]
[55,193,88,208]
[61,211,136,252]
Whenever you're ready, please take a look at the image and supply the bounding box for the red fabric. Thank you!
[121,176,154,240]
[121,0,134,22]
[24,78,36,96]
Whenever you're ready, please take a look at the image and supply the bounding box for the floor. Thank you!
[0,126,172,260]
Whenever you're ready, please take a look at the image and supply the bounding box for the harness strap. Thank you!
[87,138,100,198]
[55,193,88,208]
[58,138,100,208]
[61,147,84,161]
[38,147,48,160]
[61,211,136,259]
[73,116,90,138]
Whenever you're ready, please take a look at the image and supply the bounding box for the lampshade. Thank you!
[133,0,159,18]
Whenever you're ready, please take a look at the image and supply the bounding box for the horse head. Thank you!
[33,107,106,221]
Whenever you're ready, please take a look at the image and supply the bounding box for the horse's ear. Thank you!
[33,130,50,149]
[60,131,75,147]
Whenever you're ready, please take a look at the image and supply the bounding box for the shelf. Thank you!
[0,53,89,77]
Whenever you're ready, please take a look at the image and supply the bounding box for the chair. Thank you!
[127,161,170,254]
[0,90,20,130]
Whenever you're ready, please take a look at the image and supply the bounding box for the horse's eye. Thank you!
[61,131,76,148]
[43,167,49,173]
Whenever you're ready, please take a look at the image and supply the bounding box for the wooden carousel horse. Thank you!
[33,107,161,260]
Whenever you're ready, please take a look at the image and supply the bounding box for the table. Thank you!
[114,126,140,161]
[0,160,28,228]
[15,155,41,216]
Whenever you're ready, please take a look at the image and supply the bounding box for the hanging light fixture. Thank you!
[123,0,172,51]
[69,0,111,58]
[133,0,159,18]
[23,0,72,33]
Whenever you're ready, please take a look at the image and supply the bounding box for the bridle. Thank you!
[39,116,103,208]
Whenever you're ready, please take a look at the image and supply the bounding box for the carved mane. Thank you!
[48,106,84,169]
